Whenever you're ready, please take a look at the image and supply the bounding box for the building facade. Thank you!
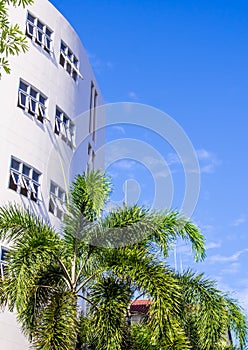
[0,0,104,348]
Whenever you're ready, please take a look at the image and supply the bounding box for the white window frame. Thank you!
[49,181,66,220]
[59,40,83,81]
[26,11,53,54]
[55,107,75,147]
[18,79,47,123]
[9,157,41,202]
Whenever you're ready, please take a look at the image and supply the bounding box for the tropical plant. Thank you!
[0,0,33,76]
[0,170,247,349]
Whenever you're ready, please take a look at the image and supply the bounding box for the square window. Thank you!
[26,13,53,54]
[18,80,47,122]
[9,157,41,202]
[60,41,80,81]
[49,182,66,219]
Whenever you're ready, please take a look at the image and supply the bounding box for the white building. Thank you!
[0,0,105,348]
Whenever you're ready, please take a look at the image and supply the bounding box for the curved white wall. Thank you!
[0,0,105,348]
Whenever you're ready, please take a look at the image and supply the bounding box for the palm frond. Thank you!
[70,170,111,221]
[89,276,131,350]
[32,291,78,350]
[177,270,248,349]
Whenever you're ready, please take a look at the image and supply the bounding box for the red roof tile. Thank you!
[130,300,152,314]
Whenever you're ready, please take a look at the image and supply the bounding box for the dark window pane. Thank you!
[56,108,62,119]
[49,198,55,214]
[67,49,73,60]
[19,92,27,107]
[62,114,68,124]
[26,23,34,36]
[73,57,78,66]
[32,171,40,182]
[50,183,56,194]
[60,54,65,67]
[39,95,46,105]
[61,42,66,52]
[23,165,30,176]
[29,99,36,114]
[58,188,64,201]
[9,174,18,192]
[20,186,28,197]
[1,247,8,261]
[37,20,44,30]
[30,88,37,98]
[20,81,28,92]
[66,62,71,74]
[37,30,43,43]
[27,13,35,23]
[46,28,52,37]
[72,70,78,81]
[45,37,51,50]
[11,159,20,170]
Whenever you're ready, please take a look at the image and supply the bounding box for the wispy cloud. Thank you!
[232,215,246,227]
[141,156,171,179]
[199,224,215,233]
[205,241,222,250]
[197,149,221,174]
[128,91,139,100]
[87,52,114,75]
[110,159,138,170]
[207,248,248,263]
[164,149,221,175]
[221,262,241,274]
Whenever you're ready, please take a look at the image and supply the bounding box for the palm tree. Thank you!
[0,170,247,349]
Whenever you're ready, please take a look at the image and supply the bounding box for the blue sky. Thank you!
[51,0,248,311]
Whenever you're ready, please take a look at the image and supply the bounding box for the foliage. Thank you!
[0,170,247,349]
[0,0,33,76]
